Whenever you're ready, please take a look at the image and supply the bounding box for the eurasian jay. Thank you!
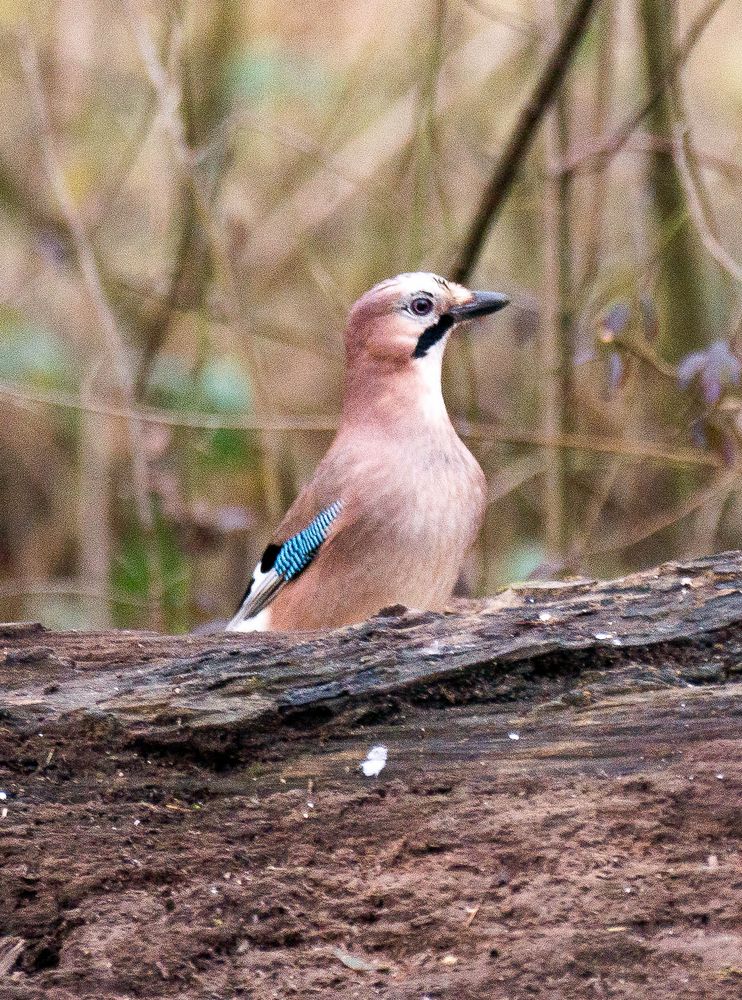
[227,272,509,632]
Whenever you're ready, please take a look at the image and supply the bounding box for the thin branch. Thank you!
[0,578,146,607]
[0,380,338,432]
[0,381,722,468]
[124,4,269,403]
[486,454,547,504]
[566,132,742,188]
[239,22,523,278]
[557,0,728,178]
[587,467,741,555]
[17,30,154,538]
[603,334,679,383]
[625,133,742,187]
[674,126,742,284]
[452,0,602,282]
[463,0,541,35]
[124,2,292,520]
[18,28,164,626]
[579,0,614,291]
[462,421,721,469]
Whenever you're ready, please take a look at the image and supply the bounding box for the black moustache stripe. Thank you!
[412,313,454,358]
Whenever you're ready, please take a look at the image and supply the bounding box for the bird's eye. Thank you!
[410,296,434,316]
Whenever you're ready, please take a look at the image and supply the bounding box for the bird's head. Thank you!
[345,272,509,368]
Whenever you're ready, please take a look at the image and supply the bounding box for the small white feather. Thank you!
[359,744,388,777]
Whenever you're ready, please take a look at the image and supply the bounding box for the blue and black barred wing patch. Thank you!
[226,501,343,629]
[273,502,343,580]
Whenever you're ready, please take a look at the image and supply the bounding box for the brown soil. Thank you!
[2,670,741,999]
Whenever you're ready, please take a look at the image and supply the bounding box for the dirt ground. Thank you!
[2,672,741,1000]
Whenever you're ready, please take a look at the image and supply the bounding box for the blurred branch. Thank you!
[125,3,266,396]
[0,578,146,607]
[690,489,729,557]
[125,6,250,364]
[674,126,742,285]
[18,34,157,520]
[463,421,721,468]
[1,379,337,432]
[558,0,728,177]
[125,1,289,518]
[111,272,338,360]
[135,4,238,395]
[539,0,577,559]
[463,0,541,35]
[409,0,447,268]
[0,154,72,258]
[78,404,113,628]
[239,21,523,277]
[638,0,708,356]
[19,29,164,626]
[133,220,196,396]
[587,466,740,555]
[486,454,546,504]
[0,381,722,469]
[621,134,742,186]
[452,0,602,282]
[602,333,678,382]
[580,0,614,291]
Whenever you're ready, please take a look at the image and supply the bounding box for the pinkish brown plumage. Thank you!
[227,272,509,632]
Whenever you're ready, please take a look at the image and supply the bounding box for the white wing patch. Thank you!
[228,607,272,633]
[225,563,283,631]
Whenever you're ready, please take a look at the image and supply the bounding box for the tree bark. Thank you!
[2,550,741,757]
[1,551,741,998]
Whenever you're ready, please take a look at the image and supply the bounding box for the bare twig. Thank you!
[409,0,447,268]
[18,28,163,625]
[462,421,721,469]
[540,29,567,555]
[690,491,730,557]
[580,0,614,291]
[587,467,741,555]
[124,6,264,394]
[19,32,166,625]
[239,21,523,276]
[19,32,152,529]
[624,133,742,187]
[0,578,146,607]
[674,126,742,285]
[537,0,579,557]
[463,0,540,35]
[452,0,602,282]
[78,403,113,627]
[0,153,72,257]
[0,381,722,469]
[124,1,288,518]
[604,334,678,383]
[486,454,546,505]
[558,0,728,177]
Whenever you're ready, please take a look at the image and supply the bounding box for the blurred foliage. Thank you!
[0,0,741,631]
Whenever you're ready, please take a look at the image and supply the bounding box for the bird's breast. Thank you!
[336,428,485,604]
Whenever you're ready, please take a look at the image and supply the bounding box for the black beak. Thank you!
[449,291,510,320]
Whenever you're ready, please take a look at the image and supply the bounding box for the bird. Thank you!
[226,271,509,632]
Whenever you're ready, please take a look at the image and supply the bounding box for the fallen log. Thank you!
[1,551,741,998]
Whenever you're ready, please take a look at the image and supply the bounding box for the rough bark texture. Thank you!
[1,551,741,999]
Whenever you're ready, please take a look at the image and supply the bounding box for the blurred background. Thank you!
[0,0,740,631]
